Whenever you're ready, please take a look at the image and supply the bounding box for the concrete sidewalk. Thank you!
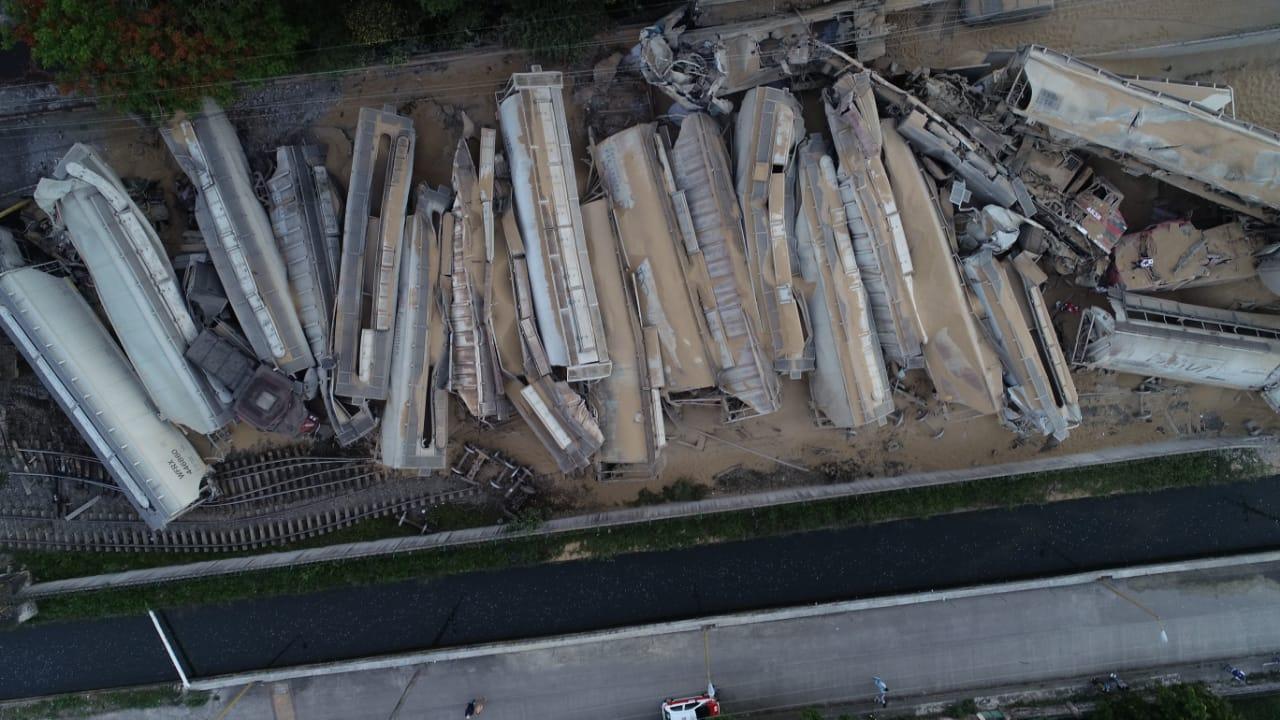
[22,435,1273,598]
[37,551,1280,720]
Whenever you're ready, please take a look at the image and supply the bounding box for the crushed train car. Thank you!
[34,143,232,435]
[332,106,416,402]
[824,72,926,369]
[446,131,508,422]
[735,86,814,377]
[795,136,894,429]
[493,202,605,473]
[381,185,452,472]
[1002,45,1280,222]
[583,197,667,478]
[592,123,717,396]
[267,145,344,363]
[163,99,314,374]
[638,1,889,115]
[961,250,1075,441]
[499,69,612,382]
[1111,219,1263,293]
[669,113,781,419]
[881,124,1003,416]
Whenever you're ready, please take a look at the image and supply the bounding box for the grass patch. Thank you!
[16,449,1267,624]
[633,478,711,506]
[1232,692,1280,720]
[0,686,209,720]
[943,698,979,717]
[9,504,502,583]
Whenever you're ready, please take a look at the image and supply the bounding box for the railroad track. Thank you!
[0,445,481,553]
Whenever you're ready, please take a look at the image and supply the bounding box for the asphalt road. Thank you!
[4,477,1280,700]
[193,558,1280,720]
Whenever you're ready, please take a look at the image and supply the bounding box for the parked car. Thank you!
[661,694,720,719]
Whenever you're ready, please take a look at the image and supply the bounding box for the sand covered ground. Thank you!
[7,0,1280,510]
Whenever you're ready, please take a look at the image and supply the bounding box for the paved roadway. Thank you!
[83,558,1280,719]
[4,477,1280,700]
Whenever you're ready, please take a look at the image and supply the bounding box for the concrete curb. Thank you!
[21,435,1274,598]
[185,548,1280,691]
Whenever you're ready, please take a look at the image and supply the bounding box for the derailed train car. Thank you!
[163,99,314,375]
[0,266,208,529]
[35,143,232,435]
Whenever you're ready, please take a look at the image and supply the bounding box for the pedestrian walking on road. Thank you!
[872,676,889,706]
[465,697,486,717]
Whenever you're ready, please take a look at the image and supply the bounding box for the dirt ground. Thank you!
[6,0,1280,511]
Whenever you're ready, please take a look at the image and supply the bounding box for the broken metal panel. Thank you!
[881,125,1003,416]
[735,87,814,377]
[489,209,526,378]
[1005,46,1280,220]
[381,185,451,473]
[1075,292,1280,395]
[447,132,507,421]
[824,73,926,369]
[1010,252,1081,427]
[1067,177,1126,253]
[332,106,415,401]
[320,373,377,447]
[496,194,605,474]
[34,143,232,435]
[669,113,781,419]
[1012,146,1126,253]
[593,123,717,394]
[1125,77,1234,113]
[638,2,886,114]
[795,137,894,429]
[583,198,666,476]
[1113,219,1261,293]
[176,252,229,324]
[185,328,258,395]
[872,68,1024,209]
[162,99,314,374]
[499,69,612,382]
[267,145,343,363]
[505,376,604,474]
[961,250,1071,441]
[892,110,1022,210]
[0,266,207,530]
[681,2,880,88]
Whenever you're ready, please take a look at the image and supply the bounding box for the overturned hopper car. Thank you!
[499,69,612,382]
[0,266,208,529]
[35,143,232,435]
[163,99,314,375]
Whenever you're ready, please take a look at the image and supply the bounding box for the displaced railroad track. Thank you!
[0,445,478,553]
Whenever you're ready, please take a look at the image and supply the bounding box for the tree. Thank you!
[499,0,636,63]
[1,0,304,115]
[1093,683,1239,720]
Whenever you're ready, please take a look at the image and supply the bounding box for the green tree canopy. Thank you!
[2,0,303,115]
[1093,683,1239,720]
